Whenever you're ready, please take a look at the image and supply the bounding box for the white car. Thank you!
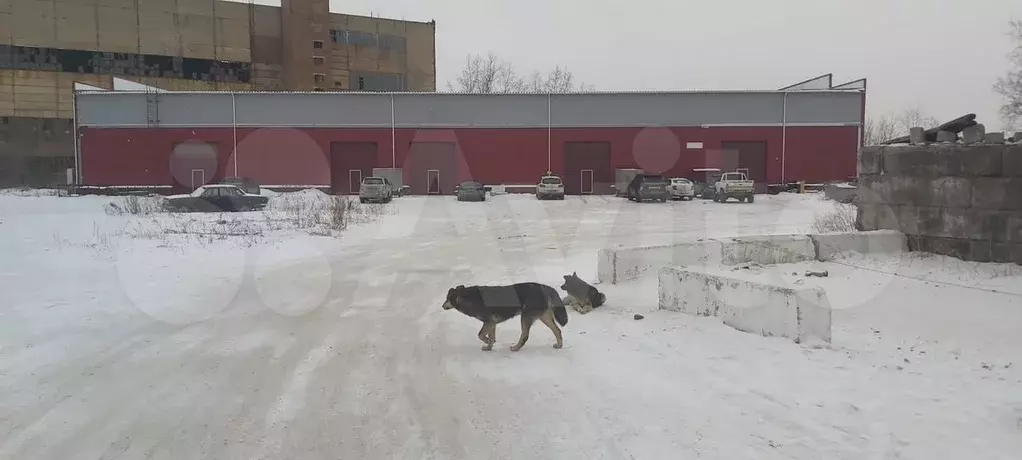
[668,177,695,200]
[536,175,565,200]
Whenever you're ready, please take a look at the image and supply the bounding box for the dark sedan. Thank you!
[165,185,269,212]
[456,181,487,201]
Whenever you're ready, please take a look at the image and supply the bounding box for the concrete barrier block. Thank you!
[963,124,986,144]
[909,127,926,144]
[810,230,907,261]
[959,144,1004,176]
[929,176,972,207]
[718,234,815,266]
[658,266,832,344]
[1004,145,1022,177]
[985,132,1005,144]
[883,145,963,176]
[858,146,883,175]
[600,239,724,284]
[937,131,958,142]
[972,177,1022,210]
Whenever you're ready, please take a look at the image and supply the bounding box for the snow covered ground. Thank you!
[1,190,1020,459]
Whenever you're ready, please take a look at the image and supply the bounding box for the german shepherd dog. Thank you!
[560,272,606,314]
[442,282,568,351]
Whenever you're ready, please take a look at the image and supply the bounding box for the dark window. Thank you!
[0,44,250,83]
[313,73,325,83]
[358,77,364,90]
[313,56,324,66]
[334,81,343,88]
[313,40,323,49]
[313,87,325,92]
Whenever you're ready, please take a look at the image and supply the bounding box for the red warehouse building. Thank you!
[72,75,866,195]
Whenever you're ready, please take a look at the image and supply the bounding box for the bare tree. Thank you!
[864,115,899,145]
[449,54,590,93]
[896,107,939,133]
[994,20,1022,129]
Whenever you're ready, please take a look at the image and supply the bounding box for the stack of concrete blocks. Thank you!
[857,130,1022,263]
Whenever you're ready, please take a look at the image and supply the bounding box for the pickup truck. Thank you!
[713,172,756,203]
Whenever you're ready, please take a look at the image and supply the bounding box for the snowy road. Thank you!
[2,192,1020,459]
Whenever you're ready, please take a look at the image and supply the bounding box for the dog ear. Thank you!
[572,271,578,277]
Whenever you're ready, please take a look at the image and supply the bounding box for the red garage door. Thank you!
[721,141,767,192]
[404,142,457,195]
[330,142,378,195]
[563,142,612,195]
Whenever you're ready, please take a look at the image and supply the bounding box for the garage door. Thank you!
[721,141,767,191]
[330,142,378,195]
[563,142,612,195]
[404,142,457,195]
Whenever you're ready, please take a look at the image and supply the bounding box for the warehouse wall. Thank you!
[78,125,859,190]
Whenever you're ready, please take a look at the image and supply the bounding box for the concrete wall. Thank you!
[658,265,832,344]
[599,231,906,284]
[856,143,1022,263]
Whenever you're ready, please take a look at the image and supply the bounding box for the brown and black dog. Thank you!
[442,282,568,351]
[560,271,606,314]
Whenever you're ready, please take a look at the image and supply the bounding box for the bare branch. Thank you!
[994,20,1022,128]
[448,54,589,93]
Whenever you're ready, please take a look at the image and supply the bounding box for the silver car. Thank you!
[359,177,393,203]
[668,177,695,201]
[536,175,565,200]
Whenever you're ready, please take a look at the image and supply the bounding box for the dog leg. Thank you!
[539,309,563,349]
[479,322,495,351]
[510,315,535,352]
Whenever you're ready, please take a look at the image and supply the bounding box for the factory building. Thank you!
[0,0,436,186]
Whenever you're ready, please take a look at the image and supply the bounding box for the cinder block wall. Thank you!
[856,143,1022,263]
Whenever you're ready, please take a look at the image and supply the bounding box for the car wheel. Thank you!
[748,195,755,203]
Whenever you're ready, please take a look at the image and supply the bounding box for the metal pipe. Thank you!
[547,92,552,172]
[71,88,81,185]
[781,92,787,183]
[232,92,238,177]
[391,93,396,168]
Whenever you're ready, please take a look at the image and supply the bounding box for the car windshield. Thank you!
[722,173,746,181]
[672,178,691,184]
[460,182,482,189]
[541,177,561,184]
[363,178,384,185]
[642,175,666,184]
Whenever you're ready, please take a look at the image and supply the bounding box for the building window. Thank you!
[313,87,325,92]
[313,40,323,49]
[358,77,365,90]
[312,56,324,66]
[313,73,325,83]
[334,81,343,88]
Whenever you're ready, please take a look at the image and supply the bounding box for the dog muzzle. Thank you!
[442,300,454,310]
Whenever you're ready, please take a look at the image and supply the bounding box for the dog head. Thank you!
[560,271,580,291]
[592,290,607,308]
[442,285,466,310]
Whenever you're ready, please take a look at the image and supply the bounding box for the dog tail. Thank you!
[545,286,569,326]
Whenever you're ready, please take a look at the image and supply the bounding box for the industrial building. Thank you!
[73,74,867,194]
[0,0,437,186]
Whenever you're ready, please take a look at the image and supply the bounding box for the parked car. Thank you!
[536,174,565,200]
[713,172,756,203]
[668,177,695,201]
[456,180,487,201]
[164,184,269,212]
[626,174,669,202]
[359,177,393,203]
[219,176,260,195]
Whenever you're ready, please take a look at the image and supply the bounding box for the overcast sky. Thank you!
[246,0,1021,129]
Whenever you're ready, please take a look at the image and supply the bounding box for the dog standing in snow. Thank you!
[560,272,606,314]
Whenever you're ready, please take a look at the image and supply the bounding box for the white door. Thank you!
[427,169,441,194]
[190,169,205,190]
[580,169,594,194]
[349,170,362,194]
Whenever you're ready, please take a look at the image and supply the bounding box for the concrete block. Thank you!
[991,243,1022,264]
[857,146,882,175]
[985,132,1006,144]
[971,177,1022,210]
[658,266,832,344]
[598,239,724,284]
[937,131,958,142]
[1014,132,1022,143]
[855,205,877,231]
[963,124,986,144]
[928,176,973,207]
[855,176,885,204]
[1003,145,1022,177]
[718,234,816,266]
[882,145,964,177]
[1007,214,1022,244]
[909,127,926,144]
[957,144,1004,176]
[810,230,907,261]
